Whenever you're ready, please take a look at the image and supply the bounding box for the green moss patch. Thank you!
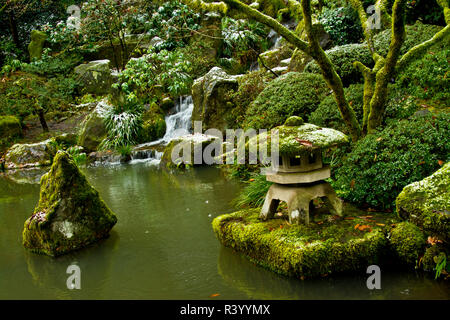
[212,208,401,278]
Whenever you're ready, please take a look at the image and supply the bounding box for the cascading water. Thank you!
[130,96,194,165]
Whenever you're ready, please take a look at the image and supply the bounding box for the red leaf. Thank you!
[294,138,313,147]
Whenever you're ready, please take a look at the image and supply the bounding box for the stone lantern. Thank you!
[260,116,349,225]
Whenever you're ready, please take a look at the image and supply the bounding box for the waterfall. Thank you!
[161,95,194,143]
[130,96,194,165]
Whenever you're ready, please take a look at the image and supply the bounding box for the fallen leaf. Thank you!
[427,236,443,246]
[294,138,313,147]
[438,160,444,166]
[354,223,360,230]
[249,178,255,182]
[376,223,385,226]
[317,221,323,225]
[209,293,220,298]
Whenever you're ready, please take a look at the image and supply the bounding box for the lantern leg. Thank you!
[260,190,279,220]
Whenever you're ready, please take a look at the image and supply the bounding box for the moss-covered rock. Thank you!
[396,163,450,241]
[74,60,114,96]
[421,244,448,274]
[28,30,47,61]
[77,103,108,152]
[0,116,22,151]
[258,44,294,70]
[389,222,426,266]
[244,72,329,130]
[212,208,394,278]
[4,139,53,169]
[141,104,166,143]
[192,67,240,131]
[23,151,117,257]
[160,134,220,169]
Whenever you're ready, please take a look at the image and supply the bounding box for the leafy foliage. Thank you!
[233,174,272,209]
[319,6,364,46]
[244,72,329,130]
[99,100,144,150]
[116,48,192,102]
[332,113,450,210]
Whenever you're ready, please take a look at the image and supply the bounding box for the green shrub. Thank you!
[99,101,144,150]
[228,70,271,128]
[373,22,443,57]
[386,0,446,25]
[395,40,449,107]
[332,113,450,210]
[0,115,22,152]
[319,6,364,46]
[309,84,364,133]
[309,83,420,133]
[244,72,328,130]
[305,43,373,86]
[22,51,83,77]
[233,174,273,208]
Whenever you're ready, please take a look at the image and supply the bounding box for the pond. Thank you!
[0,164,448,300]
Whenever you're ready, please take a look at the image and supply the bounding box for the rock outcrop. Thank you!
[396,163,450,241]
[23,151,117,256]
[74,60,115,95]
[4,140,53,169]
[192,67,240,131]
[77,102,108,152]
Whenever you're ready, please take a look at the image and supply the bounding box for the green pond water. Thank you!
[0,163,448,300]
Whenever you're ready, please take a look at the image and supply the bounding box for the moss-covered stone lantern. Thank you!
[260,116,349,225]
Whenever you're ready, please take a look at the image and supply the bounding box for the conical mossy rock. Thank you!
[23,151,117,256]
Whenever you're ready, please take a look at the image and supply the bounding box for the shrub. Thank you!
[309,83,420,133]
[332,113,450,210]
[228,70,271,128]
[99,101,144,150]
[309,84,364,133]
[232,174,273,208]
[22,51,83,77]
[373,22,443,57]
[304,43,373,85]
[244,72,328,130]
[395,40,449,107]
[386,0,446,25]
[319,6,364,46]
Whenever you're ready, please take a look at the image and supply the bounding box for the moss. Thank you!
[244,72,329,130]
[396,162,450,241]
[0,116,22,152]
[422,244,448,273]
[304,43,373,86]
[28,30,47,61]
[389,222,426,266]
[22,151,117,257]
[77,106,107,152]
[284,116,304,127]
[212,208,395,278]
[141,104,166,143]
[247,121,349,157]
[373,22,443,57]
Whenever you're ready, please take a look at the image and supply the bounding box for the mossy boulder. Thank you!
[192,67,240,131]
[0,116,22,150]
[259,44,294,69]
[28,30,47,61]
[422,244,448,274]
[396,163,450,241]
[77,102,108,152]
[4,139,53,169]
[74,60,114,96]
[160,134,220,169]
[389,222,426,266]
[212,208,394,278]
[244,72,329,130]
[141,104,166,143]
[23,151,117,257]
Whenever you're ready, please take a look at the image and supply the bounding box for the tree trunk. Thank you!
[8,11,20,49]
[38,109,49,133]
